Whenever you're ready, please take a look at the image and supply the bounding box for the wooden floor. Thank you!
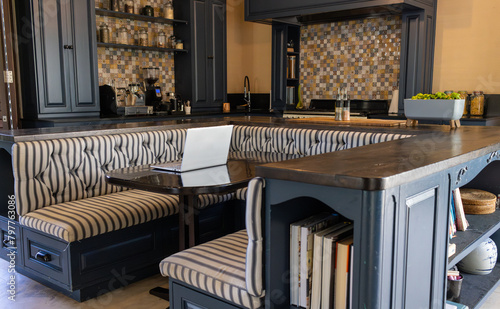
[0,258,499,308]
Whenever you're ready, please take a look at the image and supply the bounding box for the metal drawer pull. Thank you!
[35,251,52,262]
[63,45,74,49]
[207,56,214,59]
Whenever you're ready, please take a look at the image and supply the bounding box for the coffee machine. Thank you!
[143,67,162,109]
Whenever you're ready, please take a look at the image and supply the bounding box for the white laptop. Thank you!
[151,125,234,172]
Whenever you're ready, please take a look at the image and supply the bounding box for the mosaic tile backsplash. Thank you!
[300,16,401,101]
[96,0,175,93]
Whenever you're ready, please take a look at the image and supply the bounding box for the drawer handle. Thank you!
[63,45,74,50]
[35,251,52,262]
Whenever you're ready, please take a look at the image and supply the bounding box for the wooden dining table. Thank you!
[105,151,298,250]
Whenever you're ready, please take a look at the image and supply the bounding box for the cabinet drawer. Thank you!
[22,228,70,286]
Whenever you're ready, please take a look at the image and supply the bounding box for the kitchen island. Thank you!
[1,117,500,308]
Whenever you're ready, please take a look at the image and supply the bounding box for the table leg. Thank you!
[186,195,197,248]
[178,195,186,251]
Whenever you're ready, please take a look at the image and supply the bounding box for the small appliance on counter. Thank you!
[143,67,163,110]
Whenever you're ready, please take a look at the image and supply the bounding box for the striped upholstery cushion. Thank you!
[12,129,187,216]
[197,193,236,209]
[19,189,179,242]
[244,177,265,298]
[161,230,262,309]
[161,177,265,308]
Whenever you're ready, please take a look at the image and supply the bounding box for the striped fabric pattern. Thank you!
[160,177,265,308]
[244,177,265,298]
[161,230,262,309]
[13,129,187,216]
[19,189,179,242]
[197,192,236,210]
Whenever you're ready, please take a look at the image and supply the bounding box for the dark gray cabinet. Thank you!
[16,0,99,119]
[271,24,300,112]
[174,0,227,112]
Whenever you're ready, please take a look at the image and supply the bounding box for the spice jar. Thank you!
[111,0,120,11]
[165,0,174,19]
[157,31,166,48]
[102,0,111,10]
[458,91,468,116]
[169,35,176,49]
[175,39,183,50]
[138,28,148,46]
[99,23,110,43]
[143,5,154,16]
[470,91,485,116]
[117,26,129,45]
[125,0,134,14]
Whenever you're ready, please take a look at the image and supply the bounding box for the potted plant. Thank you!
[404,92,465,121]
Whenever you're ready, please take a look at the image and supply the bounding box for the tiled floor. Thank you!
[0,258,499,308]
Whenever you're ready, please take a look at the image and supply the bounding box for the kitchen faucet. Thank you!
[244,76,251,111]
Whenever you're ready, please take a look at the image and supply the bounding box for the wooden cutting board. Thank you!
[287,117,406,127]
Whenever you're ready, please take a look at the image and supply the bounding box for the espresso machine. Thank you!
[143,67,162,110]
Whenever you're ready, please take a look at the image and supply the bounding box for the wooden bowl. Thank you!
[460,188,497,215]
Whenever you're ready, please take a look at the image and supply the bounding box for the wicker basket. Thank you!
[460,188,497,215]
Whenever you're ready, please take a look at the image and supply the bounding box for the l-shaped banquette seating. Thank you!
[11,123,413,301]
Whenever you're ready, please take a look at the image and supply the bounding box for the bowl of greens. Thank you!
[404,92,465,121]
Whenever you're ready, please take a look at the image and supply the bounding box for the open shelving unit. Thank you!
[95,8,188,25]
[97,42,187,53]
[95,8,189,53]
[448,207,500,308]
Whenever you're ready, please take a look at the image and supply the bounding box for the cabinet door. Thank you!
[271,24,287,111]
[207,0,226,108]
[192,0,208,107]
[67,0,99,113]
[33,0,71,114]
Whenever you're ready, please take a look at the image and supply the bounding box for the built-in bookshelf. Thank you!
[448,187,500,309]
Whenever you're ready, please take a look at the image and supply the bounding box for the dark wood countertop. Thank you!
[256,125,500,191]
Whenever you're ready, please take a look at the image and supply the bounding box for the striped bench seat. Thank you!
[19,189,179,243]
[161,230,262,309]
[161,177,265,309]
[19,189,235,243]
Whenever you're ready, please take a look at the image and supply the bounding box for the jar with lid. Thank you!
[111,0,121,11]
[175,39,183,50]
[470,91,485,116]
[117,26,129,45]
[102,0,111,10]
[157,31,166,48]
[458,91,469,116]
[99,23,110,43]
[165,0,174,19]
[125,0,134,14]
[143,5,154,16]
[138,28,148,46]
[169,35,176,49]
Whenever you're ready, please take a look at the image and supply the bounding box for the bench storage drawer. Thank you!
[22,228,70,286]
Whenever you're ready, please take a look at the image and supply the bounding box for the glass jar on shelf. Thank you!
[117,26,130,45]
[169,35,176,49]
[458,91,468,116]
[138,28,148,46]
[125,0,134,14]
[99,23,110,43]
[175,39,184,50]
[157,31,166,48]
[470,91,485,116]
[165,0,174,19]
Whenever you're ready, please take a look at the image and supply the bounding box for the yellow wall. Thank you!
[433,0,500,94]
[226,0,271,93]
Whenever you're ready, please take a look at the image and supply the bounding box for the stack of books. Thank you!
[290,213,354,309]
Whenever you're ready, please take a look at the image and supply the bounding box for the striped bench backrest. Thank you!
[12,129,187,216]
